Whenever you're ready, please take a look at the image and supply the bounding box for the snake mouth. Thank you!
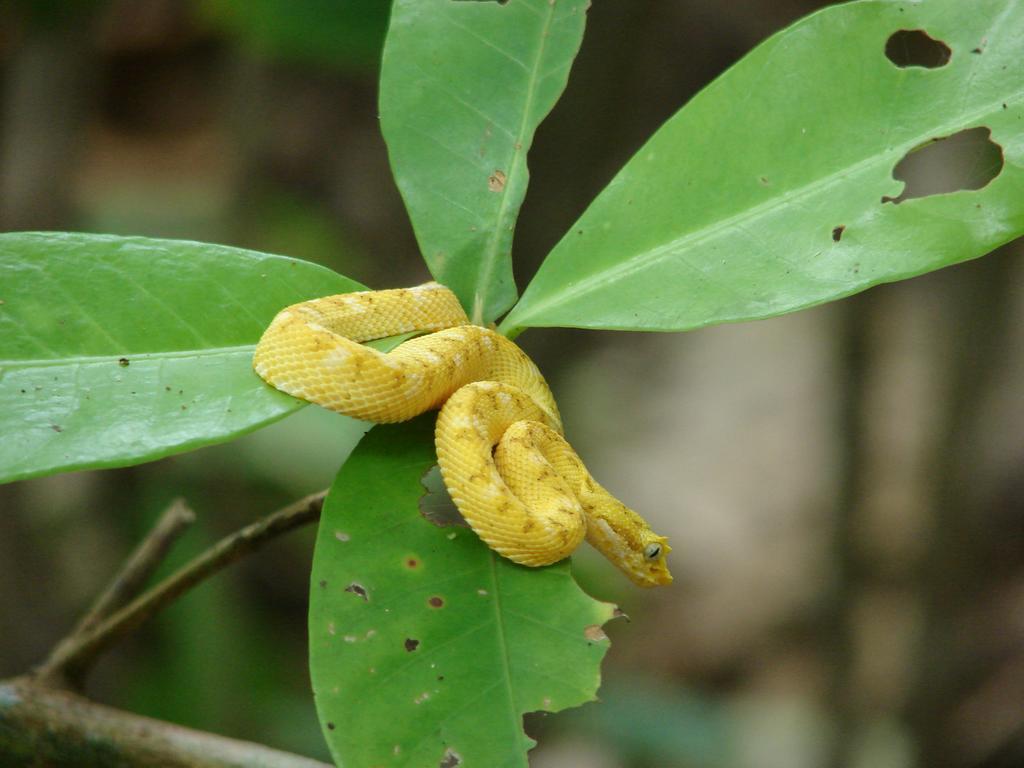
[630,566,673,588]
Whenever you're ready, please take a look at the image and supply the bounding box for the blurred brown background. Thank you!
[1,1,1022,766]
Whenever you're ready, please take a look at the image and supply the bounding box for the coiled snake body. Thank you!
[253,283,671,587]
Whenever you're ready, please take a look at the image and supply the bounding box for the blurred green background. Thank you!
[1,1,1022,767]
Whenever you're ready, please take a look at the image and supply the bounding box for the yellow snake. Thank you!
[253,283,672,587]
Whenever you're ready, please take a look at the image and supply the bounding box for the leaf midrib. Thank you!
[0,344,256,370]
[472,0,558,325]
[487,553,527,766]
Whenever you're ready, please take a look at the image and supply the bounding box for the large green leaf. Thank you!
[0,233,364,484]
[501,0,1024,334]
[380,0,589,324]
[310,415,616,768]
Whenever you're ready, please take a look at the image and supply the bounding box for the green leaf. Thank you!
[380,0,589,324]
[501,0,1024,334]
[310,415,616,768]
[0,232,364,484]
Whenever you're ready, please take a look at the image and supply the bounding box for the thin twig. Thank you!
[36,498,195,689]
[0,676,332,767]
[34,491,326,688]
[74,500,194,634]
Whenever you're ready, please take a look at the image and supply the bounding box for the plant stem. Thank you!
[33,491,326,688]
[79,498,196,629]
[0,676,331,768]
[39,498,195,688]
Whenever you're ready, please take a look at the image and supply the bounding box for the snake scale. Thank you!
[253,282,672,587]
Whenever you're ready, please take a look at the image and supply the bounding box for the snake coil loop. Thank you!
[254,283,671,587]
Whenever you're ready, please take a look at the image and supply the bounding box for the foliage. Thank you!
[309,415,614,767]
[0,233,364,484]
[2,0,1022,765]
[501,0,1024,334]
[380,0,588,323]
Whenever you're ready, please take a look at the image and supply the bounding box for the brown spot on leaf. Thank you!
[50,424,63,432]
[488,169,507,192]
[428,596,444,609]
[439,748,462,767]
[405,638,420,652]
[118,358,130,367]
[344,582,368,601]
[584,624,608,642]
[831,225,845,242]
[406,557,420,569]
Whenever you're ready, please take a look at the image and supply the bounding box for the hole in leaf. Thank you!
[419,466,468,527]
[885,29,952,68]
[882,127,1003,204]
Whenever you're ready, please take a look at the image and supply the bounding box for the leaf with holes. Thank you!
[0,232,366,484]
[309,415,616,768]
[380,0,589,324]
[501,0,1024,334]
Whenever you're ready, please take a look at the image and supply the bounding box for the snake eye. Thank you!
[643,543,662,560]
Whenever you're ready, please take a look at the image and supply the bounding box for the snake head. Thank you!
[627,536,673,588]
[585,509,673,588]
